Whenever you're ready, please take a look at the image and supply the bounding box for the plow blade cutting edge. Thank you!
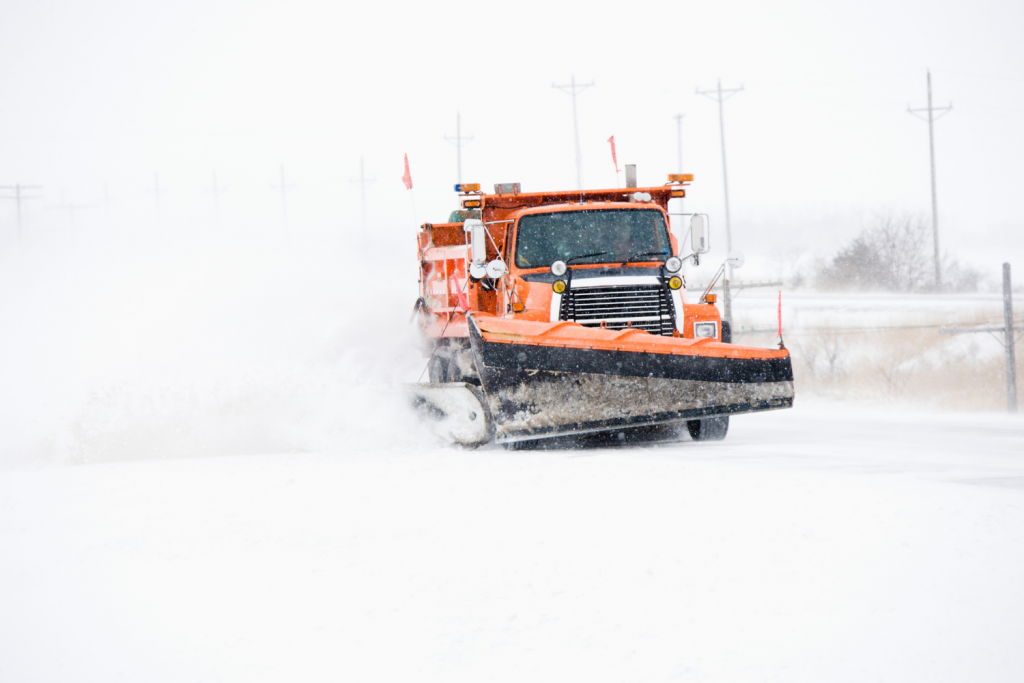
[466,315,794,444]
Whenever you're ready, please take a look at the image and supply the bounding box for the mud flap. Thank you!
[404,382,495,447]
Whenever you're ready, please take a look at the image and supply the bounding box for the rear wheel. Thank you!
[687,416,729,441]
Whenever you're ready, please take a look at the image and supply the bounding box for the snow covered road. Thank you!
[3,404,1024,682]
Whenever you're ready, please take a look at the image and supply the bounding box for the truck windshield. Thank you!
[514,209,672,269]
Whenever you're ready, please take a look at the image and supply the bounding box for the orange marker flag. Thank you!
[402,154,413,190]
[607,136,620,173]
[777,291,783,337]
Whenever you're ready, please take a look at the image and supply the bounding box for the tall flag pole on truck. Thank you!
[697,78,744,324]
[553,76,594,191]
[607,136,620,187]
[403,153,417,227]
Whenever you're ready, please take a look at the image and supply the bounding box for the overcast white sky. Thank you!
[2,0,1023,275]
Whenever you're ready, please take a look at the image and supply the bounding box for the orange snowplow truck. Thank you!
[409,175,793,446]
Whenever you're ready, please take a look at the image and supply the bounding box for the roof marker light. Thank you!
[668,173,694,182]
[455,183,481,193]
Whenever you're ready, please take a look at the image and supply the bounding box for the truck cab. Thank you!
[417,178,722,346]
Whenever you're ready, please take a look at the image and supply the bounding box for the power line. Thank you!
[696,78,744,324]
[349,157,375,239]
[0,183,43,240]
[908,69,952,289]
[443,112,474,185]
[553,75,594,191]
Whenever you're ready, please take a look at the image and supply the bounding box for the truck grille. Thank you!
[560,284,676,336]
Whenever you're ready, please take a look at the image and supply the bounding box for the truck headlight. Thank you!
[668,276,682,290]
[552,280,567,294]
[665,256,682,273]
[550,260,567,277]
[694,322,718,339]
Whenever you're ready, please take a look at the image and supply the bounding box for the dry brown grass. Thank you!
[737,315,1019,410]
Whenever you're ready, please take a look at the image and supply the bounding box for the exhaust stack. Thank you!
[625,164,637,188]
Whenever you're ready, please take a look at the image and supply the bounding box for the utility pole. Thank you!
[697,78,744,323]
[1004,263,1018,412]
[51,191,94,242]
[908,70,952,289]
[349,157,376,239]
[147,172,166,216]
[444,112,474,185]
[553,75,595,190]
[673,113,685,212]
[206,171,224,221]
[673,113,685,172]
[940,262,1021,413]
[272,164,295,228]
[101,182,113,223]
[0,183,43,241]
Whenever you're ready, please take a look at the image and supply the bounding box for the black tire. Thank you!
[686,416,729,441]
[428,354,447,383]
[721,320,732,344]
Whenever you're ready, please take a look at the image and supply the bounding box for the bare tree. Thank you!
[817,211,979,293]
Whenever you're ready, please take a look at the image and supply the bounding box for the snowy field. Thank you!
[3,406,1024,682]
[2,233,1024,681]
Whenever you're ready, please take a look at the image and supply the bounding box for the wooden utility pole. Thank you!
[444,112,474,185]
[349,157,376,239]
[272,165,295,228]
[941,263,1021,412]
[697,79,744,323]
[908,70,952,289]
[1,183,43,240]
[553,76,595,191]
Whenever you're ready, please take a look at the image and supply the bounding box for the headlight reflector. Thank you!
[694,322,718,339]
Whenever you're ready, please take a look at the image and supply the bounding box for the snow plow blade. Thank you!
[467,315,794,443]
[405,382,494,447]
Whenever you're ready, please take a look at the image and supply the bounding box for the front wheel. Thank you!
[687,416,729,441]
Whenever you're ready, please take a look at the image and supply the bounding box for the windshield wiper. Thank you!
[565,251,612,265]
[623,250,668,265]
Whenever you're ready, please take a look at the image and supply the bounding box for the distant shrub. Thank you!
[816,213,981,293]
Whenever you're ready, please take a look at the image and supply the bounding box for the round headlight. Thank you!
[550,260,567,277]
[668,276,683,290]
[552,280,567,294]
[665,256,682,273]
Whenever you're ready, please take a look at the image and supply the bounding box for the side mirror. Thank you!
[690,214,709,254]
[727,250,745,269]
[486,259,507,279]
[464,219,486,266]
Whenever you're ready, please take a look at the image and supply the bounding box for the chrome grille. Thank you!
[560,284,676,336]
